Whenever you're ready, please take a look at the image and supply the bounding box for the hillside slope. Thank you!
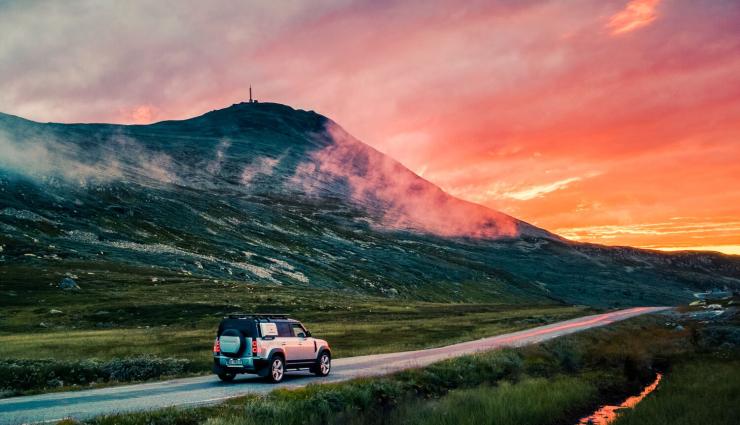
[1,102,738,307]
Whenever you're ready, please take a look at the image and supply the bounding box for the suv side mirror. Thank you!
[305,330,312,337]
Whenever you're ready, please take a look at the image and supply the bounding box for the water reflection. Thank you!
[577,373,662,425]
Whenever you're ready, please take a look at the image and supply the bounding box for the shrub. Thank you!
[102,357,191,381]
[0,356,194,395]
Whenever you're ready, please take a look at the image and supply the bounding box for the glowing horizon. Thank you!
[1,0,739,255]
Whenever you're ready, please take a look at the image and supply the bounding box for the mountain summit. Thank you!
[1,102,738,306]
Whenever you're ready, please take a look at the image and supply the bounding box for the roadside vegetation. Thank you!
[0,357,195,396]
[70,304,738,425]
[0,273,586,396]
[613,358,740,425]
[387,377,597,425]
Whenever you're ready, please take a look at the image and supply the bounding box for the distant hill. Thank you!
[1,102,738,307]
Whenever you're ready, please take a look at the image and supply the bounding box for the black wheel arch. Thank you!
[317,347,331,360]
[266,347,286,360]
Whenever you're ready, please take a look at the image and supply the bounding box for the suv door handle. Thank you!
[281,342,287,346]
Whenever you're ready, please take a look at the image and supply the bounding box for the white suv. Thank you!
[212,314,331,383]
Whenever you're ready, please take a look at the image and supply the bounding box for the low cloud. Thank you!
[0,129,178,186]
[206,139,231,175]
[106,135,180,184]
[241,156,280,186]
[290,123,518,239]
[0,129,121,184]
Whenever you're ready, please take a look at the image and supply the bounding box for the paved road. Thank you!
[0,307,669,424]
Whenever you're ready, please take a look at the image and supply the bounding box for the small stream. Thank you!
[576,373,662,425]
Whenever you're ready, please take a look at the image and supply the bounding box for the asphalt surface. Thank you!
[0,306,669,424]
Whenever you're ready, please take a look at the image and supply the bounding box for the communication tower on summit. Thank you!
[249,85,258,103]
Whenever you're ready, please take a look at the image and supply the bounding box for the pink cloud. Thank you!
[607,0,661,35]
[124,105,160,124]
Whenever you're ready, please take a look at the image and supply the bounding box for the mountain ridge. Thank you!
[1,101,738,307]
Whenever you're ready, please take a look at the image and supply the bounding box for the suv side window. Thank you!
[291,323,306,338]
[276,322,292,337]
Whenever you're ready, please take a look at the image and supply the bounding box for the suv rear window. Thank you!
[276,321,292,337]
[217,318,258,337]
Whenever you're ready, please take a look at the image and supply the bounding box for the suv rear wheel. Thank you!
[268,355,285,383]
[218,372,236,382]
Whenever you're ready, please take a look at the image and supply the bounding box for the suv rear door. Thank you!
[275,321,297,361]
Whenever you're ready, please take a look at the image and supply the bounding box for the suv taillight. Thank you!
[252,339,258,355]
[213,338,220,354]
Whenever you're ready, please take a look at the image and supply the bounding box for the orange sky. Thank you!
[1,0,739,254]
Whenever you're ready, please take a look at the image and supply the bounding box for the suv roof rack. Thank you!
[225,313,290,320]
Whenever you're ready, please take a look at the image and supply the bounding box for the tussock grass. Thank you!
[614,359,740,425]
[390,377,597,425]
[0,357,195,396]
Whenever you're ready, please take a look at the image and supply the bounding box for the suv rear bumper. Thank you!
[212,355,269,374]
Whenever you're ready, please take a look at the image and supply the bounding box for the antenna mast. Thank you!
[249,85,253,103]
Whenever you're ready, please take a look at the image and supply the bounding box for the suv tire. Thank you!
[312,351,331,377]
[218,372,236,382]
[267,355,285,383]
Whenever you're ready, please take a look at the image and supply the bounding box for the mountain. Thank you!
[1,102,738,307]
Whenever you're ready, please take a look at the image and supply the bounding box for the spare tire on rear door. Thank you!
[219,328,245,358]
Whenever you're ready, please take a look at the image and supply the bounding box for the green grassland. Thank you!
[65,308,738,425]
[0,301,583,364]
[0,262,587,395]
[0,261,584,351]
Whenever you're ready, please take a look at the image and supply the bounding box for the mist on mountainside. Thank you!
[1,103,738,307]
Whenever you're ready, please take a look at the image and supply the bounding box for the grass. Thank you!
[0,262,585,350]
[0,272,586,395]
[388,377,598,425]
[0,302,582,396]
[614,358,740,425]
[0,304,584,364]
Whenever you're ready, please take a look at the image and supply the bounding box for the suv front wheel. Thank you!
[312,351,331,377]
[268,355,285,383]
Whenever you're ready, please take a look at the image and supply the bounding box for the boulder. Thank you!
[59,277,80,290]
[49,309,63,315]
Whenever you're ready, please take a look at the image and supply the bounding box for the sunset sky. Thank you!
[1,0,739,254]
